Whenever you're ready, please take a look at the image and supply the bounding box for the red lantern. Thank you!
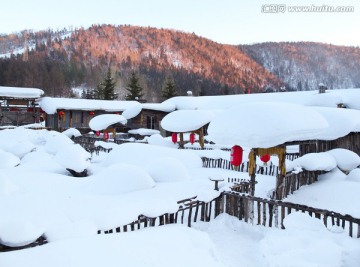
[89,111,95,116]
[189,133,195,144]
[260,154,271,164]
[104,132,109,140]
[230,145,243,167]
[58,111,65,117]
[171,133,177,143]
[95,131,100,136]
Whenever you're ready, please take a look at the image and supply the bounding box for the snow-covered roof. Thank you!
[207,102,360,148]
[37,97,141,114]
[128,128,160,136]
[89,114,127,131]
[161,110,215,133]
[163,89,360,111]
[141,102,176,113]
[0,86,44,99]
[312,107,360,140]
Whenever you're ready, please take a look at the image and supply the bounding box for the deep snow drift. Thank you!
[0,127,359,267]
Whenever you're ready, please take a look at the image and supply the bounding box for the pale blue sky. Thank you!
[1,0,359,46]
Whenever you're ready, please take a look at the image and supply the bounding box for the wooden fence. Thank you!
[222,192,360,238]
[202,157,279,176]
[73,136,135,155]
[2,191,359,252]
[98,191,360,238]
[98,196,221,234]
[282,171,325,197]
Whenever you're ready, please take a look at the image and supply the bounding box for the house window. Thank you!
[146,115,156,129]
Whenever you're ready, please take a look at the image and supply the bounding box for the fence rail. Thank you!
[98,196,220,234]
[202,157,279,176]
[73,136,135,155]
[222,192,360,238]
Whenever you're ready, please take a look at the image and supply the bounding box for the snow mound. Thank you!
[89,114,127,131]
[347,168,360,182]
[103,143,202,169]
[54,144,91,173]
[44,219,98,242]
[288,152,337,172]
[0,173,19,195]
[327,148,360,172]
[0,225,224,267]
[0,149,20,168]
[20,147,65,174]
[261,212,343,267]
[283,211,326,232]
[161,110,215,133]
[6,140,36,159]
[121,105,142,119]
[88,163,155,195]
[128,128,160,136]
[62,128,82,138]
[146,133,178,148]
[44,132,74,155]
[145,157,191,182]
[0,220,44,247]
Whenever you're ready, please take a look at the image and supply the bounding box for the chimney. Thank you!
[318,83,326,94]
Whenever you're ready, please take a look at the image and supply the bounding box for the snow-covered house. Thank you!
[163,88,360,155]
[133,103,175,132]
[161,109,214,148]
[36,97,176,134]
[37,97,141,132]
[206,102,360,199]
[163,88,360,111]
[0,86,44,127]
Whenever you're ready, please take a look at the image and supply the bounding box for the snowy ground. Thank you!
[0,127,359,267]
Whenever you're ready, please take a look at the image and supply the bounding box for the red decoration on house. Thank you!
[189,133,195,144]
[58,111,65,117]
[114,112,120,115]
[95,131,100,136]
[260,154,271,163]
[104,132,109,140]
[171,133,178,143]
[230,145,243,166]
[89,111,95,116]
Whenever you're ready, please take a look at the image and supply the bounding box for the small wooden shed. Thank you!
[0,86,44,127]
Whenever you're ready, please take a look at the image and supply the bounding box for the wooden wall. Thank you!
[299,132,360,156]
[128,109,168,131]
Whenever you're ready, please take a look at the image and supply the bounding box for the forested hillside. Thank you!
[0,25,281,101]
[240,42,360,91]
[1,25,359,101]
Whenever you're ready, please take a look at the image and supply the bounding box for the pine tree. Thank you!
[93,68,117,100]
[93,83,104,99]
[125,71,144,100]
[161,78,177,99]
[102,68,117,100]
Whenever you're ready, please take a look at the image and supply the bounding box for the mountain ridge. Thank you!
[1,25,359,101]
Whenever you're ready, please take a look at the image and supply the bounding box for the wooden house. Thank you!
[128,103,175,133]
[0,86,44,127]
[37,97,141,133]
